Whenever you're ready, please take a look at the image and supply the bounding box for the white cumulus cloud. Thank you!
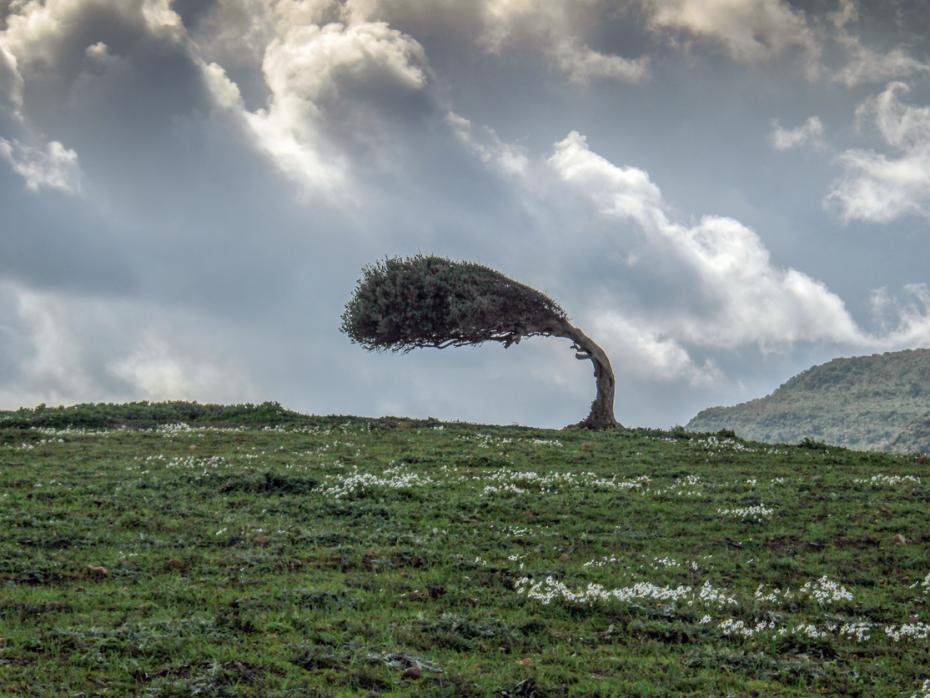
[547,130,865,353]
[770,116,824,152]
[828,82,930,223]
[0,0,184,69]
[588,311,722,386]
[0,43,24,116]
[647,0,819,68]
[211,19,431,197]
[479,0,649,84]
[0,138,81,193]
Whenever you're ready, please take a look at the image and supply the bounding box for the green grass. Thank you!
[0,405,928,696]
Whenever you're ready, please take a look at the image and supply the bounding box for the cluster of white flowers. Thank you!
[583,552,702,573]
[838,622,872,642]
[458,433,514,448]
[716,504,774,521]
[649,474,704,497]
[800,576,854,604]
[719,618,776,638]
[884,623,930,642]
[155,422,197,435]
[503,525,532,537]
[319,466,432,499]
[691,436,756,453]
[591,474,651,491]
[456,433,566,448]
[703,616,925,644]
[696,581,738,608]
[754,585,794,604]
[515,577,741,609]
[515,576,694,606]
[911,679,930,698]
[479,469,649,495]
[160,455,229,471]
[853,474,921,486]
[35,426,117,437]
[791,623,827,640]
[482,483,527,496]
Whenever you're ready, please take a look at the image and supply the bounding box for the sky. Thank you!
[1,0,929,428]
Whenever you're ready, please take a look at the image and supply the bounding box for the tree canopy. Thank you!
[341,255,619,429]
[340,256,568,351]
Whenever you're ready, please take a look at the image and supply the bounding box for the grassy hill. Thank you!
[687,348,930,454]
[1,402,929,696]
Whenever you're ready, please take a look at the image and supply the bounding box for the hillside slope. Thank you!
[1,402,928,695]
[687,348,930,453]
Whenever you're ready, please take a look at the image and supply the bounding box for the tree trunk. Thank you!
[558,322,621,430]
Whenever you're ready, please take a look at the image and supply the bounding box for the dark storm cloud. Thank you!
[0,0,929,427]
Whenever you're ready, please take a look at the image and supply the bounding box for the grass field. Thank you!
[1,404,928,696]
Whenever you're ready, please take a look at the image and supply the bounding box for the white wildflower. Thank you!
[800,576,853,604]
[716,504,773,522]
[853,474,921,486]
[885,623,930,642]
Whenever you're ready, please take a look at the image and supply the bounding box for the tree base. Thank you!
[565,416,623,431]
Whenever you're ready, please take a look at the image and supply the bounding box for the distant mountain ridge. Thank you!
[687,348,930,454]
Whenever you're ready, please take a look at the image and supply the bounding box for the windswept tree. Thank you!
[340,256,620,429]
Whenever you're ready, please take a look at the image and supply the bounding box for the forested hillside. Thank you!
[688,349,930,454]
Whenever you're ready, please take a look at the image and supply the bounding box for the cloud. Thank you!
[0,43,23,115]
[588,311,721,386]
[828,82,930,223]
[867,283,930,348]
[447,111,528,176]
[0,280,258,408]
[84,40,109,62]
[548,131,665,229]
[547,131,865,352]
[834,42,930,88]
[550,39,649,86]
[7,282,96,403]
[203,18,433,197]
[647,0,818,68]
[0,0,184,69]
[769,116,824,152]
[0,138,80,192]
[478,0,649,84]
[829,1,930,88]
[110,334,254,402]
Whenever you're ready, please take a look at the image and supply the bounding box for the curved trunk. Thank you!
[557,322,620,430]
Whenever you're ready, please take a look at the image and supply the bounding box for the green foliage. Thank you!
[1,407,928,695]
[687,348,930,454]
[340,255,567,351]
[798,437,830,450]
[0,401,303,429]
